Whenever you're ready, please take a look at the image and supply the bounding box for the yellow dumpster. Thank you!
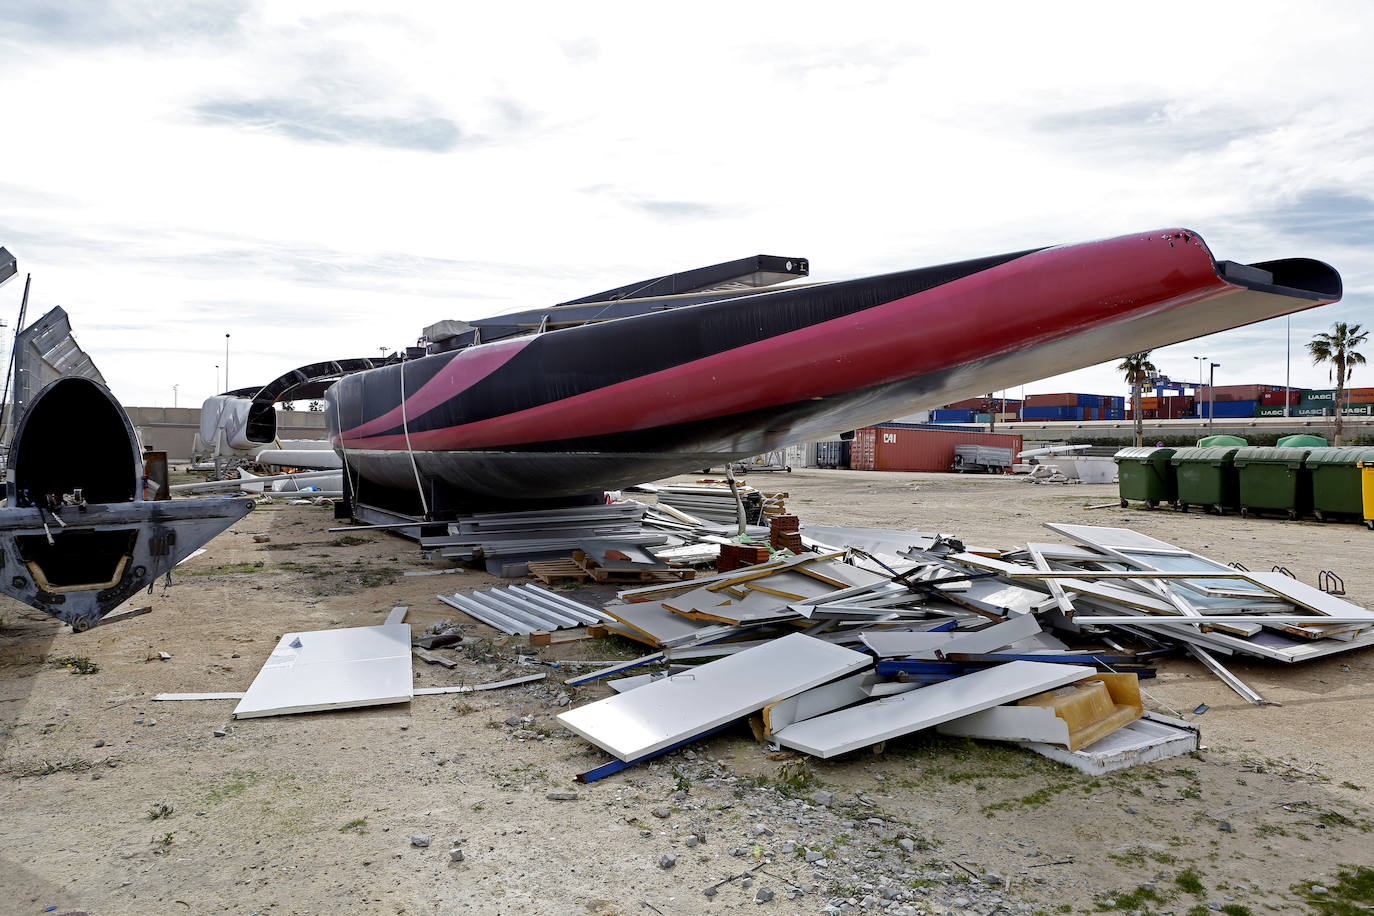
[1363,461,1374,530]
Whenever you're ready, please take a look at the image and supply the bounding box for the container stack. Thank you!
[850,425,1023,471]
[1020,393,1125,421]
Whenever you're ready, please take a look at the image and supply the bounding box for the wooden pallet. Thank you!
[526,558,592,583]
[585,565,696,584]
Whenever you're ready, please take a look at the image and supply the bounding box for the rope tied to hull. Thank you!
[399,359,430,518]
[333,390,358,509]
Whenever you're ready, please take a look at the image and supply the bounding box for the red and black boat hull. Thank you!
[326,229,1340,500]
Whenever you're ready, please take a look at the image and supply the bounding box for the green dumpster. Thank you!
[1277,434,1328,448]
[1231,447,1312,519]
[1305,447,1374,522]
[1169,447,1240,514]
[1113,447,1176,508]
[1197,434,1247,447]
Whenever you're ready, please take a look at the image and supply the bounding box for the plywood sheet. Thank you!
[556,633,872,760]
[771,661,1094,758]
[233,624,413,719]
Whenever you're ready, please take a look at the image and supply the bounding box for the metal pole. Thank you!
[225,334,230,391]
[215,364,219,395]
[1209,362,1219,434]
[0,273,31,447]
[173,384,178,408]
[1284,317,1291,418]
[1194,356,1205,426]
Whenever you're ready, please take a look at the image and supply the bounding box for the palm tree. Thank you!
[1118,351,1157,447]
[1307,321,1368,445]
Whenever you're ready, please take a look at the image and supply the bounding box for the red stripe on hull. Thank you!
[344,233,1232,452]
[341,336,532,439]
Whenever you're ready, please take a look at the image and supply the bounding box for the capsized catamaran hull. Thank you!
[327,229,1340,500]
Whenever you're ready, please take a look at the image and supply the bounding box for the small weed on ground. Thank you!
[1175,867,1205,896]
[147,803,173,820]
[1295,866,1374,916]
[202,770,263,804]
[49,654,99,675]
[184,561,265,576]
[339,818,367,834]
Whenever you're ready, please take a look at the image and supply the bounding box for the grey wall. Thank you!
[126,407,328,461]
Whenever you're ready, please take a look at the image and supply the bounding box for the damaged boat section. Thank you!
[0,376,252,629]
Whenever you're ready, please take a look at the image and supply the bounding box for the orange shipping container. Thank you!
[852,426,1024,472]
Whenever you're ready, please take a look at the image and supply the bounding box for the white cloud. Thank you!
[1,2,1372,406]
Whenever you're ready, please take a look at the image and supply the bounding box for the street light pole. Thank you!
[215,364,220,395]
[173,384,178,408]
[1194,356,1206,425]
[1285,317,1291,418]
[225,334,231,391]
[1208,362,1220,434]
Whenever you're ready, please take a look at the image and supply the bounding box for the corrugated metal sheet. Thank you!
[851,426,1024,472]
[438,583,609,635]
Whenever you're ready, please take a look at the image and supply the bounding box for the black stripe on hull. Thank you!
[331,247,1039,439]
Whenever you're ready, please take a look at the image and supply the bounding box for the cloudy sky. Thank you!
[1,2,1371,409]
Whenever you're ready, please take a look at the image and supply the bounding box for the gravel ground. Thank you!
[0,468,1370,915]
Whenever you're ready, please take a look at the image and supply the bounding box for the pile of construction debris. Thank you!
[159,476,1374,785]
[444,519,1374,781]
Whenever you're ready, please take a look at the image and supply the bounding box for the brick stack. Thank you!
[716,542,771,572]
[769,514,803,554]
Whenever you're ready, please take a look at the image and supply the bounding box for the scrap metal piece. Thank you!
[1186,644,1271,706]
[0,376,252,629]
[437,583,608,635]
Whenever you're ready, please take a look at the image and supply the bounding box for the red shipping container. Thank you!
[1347,387,1374,404]
[1197,384,1276,403]
[1159,396,1195,419]
[853,426,1023,472]
[1260,390,1301,406]
[1025,393,1079,407]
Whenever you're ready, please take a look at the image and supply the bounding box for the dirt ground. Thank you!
[1,468,1370,915]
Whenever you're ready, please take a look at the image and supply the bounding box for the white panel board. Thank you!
[1244,572,1374,620]
[860,631,954,658]
[233,624,413,719]
[860,614,1040,660]
[763,671,870,733]
[771,661,1094,758]
[936,704,1072,746]
[1016,713,1200,775]
[556,633,872,760]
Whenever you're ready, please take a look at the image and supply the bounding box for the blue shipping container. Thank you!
[1021,406,1085,420]
[931,409,977,422]
[1198,399,1258,418]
